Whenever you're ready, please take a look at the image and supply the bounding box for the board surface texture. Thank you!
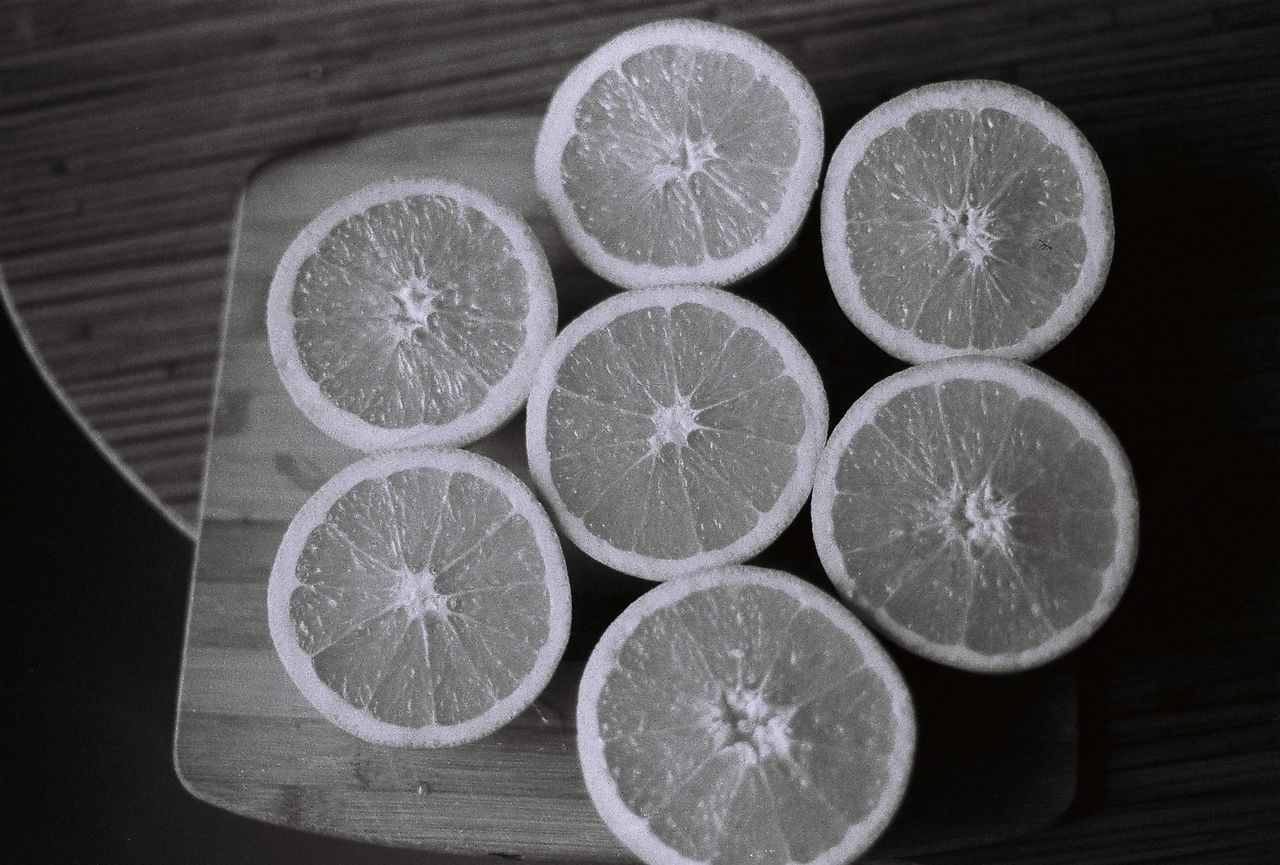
[173,117,1079,862]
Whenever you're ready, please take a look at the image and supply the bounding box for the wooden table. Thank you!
[3,1,1278,862]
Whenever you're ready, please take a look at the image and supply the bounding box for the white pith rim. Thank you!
[535,18,825,290]
[266,178,557,451]
[525,285,830,581]
[820,80,1114,363]
[577,565,916,865]
[267,446,571,747]
[811,356,1140,673]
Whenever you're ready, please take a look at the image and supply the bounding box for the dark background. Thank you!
[3,1,1279,863]
[6,132,1279,865]
[2,297,488,864]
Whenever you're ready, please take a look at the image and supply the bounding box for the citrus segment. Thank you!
[267,179,556,450]
[536,19,823,289]
[578,566,915,865]
[812,357,1138,672]
[525,287,828,581]
[267,447,571,747]
[821,80,1113,362]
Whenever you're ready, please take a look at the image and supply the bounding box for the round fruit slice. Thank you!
[267,178,556,451]
[578,566,915,865]
[812,357,1138,673]
[525,286,828,581]
[821,80,1113,363]
[267,447,571,747]
[535,19,824,290]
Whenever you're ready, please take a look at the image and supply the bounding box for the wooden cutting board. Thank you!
[173,116,1079,863]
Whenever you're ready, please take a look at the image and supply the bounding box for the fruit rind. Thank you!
[811,356,1139,673]
[820,79,1114,363]
[266,178,557,451]
[267,446,571,747]
[525,285,829,581]
[536,18,824,290]
[577,565,916,865]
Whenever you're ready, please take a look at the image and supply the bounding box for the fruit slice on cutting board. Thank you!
[578,565,915,865]
[267,178,556,450]
[536,18,824,290]
[812,356,1138,673]
[821,80,1113,363]
[525,285,828,581]
[267,446,570,747]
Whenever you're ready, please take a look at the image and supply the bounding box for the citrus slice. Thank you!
[811,357,1138,673]
[525,286,828,581]
[821,80,1113,363]
[267,447,571,747]
[578,565,915,865]
[535,19,824,290]
[266,178,557,450]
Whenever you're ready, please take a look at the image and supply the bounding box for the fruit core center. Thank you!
[397,568,452,619]
[651,133,719,186]
[934,203,997,263]
[392,275,440,334]
[712,688,791,764]
[649,399,700,450]
[943,480,1014,551]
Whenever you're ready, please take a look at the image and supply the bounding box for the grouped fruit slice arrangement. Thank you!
[262,17,1137,865]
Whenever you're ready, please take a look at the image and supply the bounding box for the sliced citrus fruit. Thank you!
[525,286,828,581]
[535,19,824,290]
[267,447,571,747]
[578,565,915,865]
[266,178,556,450]
[811,356,1138,673]
[821,80,1113,362]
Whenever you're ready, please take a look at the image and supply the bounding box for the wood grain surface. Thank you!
[174,117,1081,862]
[4,2,1279,863]
[3,0,1278,534]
